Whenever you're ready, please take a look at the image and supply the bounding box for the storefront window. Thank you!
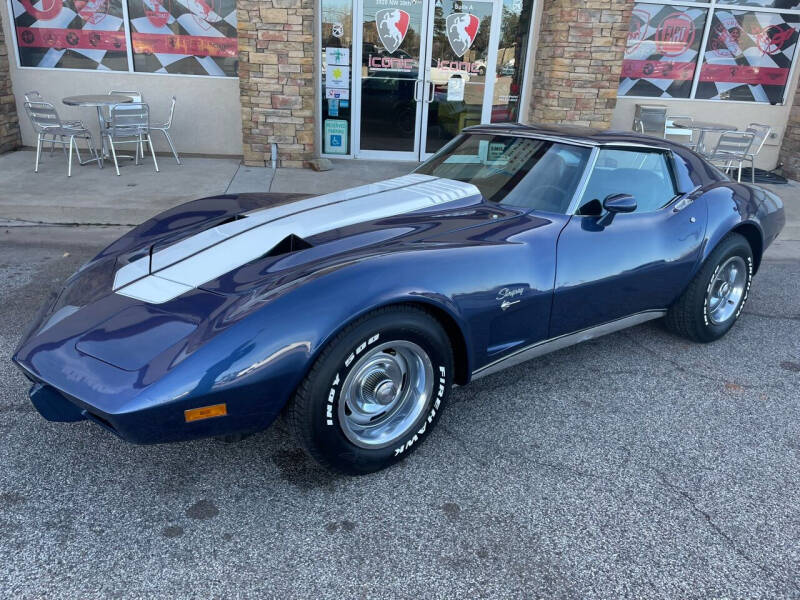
[619,1,800,104]
[321,0,353,155]
[619,4,708,99]
[491,0,535,123]
[127,0,238,77]
[696,9,800,103]
[10,0,129,71]
[9,0,238,76]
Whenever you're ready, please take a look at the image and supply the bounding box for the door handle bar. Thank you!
[413,79,423,102]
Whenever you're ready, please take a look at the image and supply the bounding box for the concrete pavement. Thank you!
[0,149,416,225]
[1,154,799,598]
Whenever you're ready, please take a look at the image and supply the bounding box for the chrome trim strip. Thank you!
[566,146,599,216]
[471,310,667,380]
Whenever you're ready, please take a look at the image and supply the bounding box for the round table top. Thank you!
[62,94,134,107]
[673,121,737,132]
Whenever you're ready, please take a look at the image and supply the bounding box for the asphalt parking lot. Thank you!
[1,218,798,599]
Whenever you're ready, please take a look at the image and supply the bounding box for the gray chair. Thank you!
[743,123,771,184]
[633,104,667,138]
[703,131,756,183]
[25,90,83,141]
[108,90,145,157]
[666,115,695,146]
[103,102,159,176]
[151,96,180,165]
[24,101,101,177]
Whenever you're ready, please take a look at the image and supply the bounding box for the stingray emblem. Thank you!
[375,9,410,54]
[446,13,480,57]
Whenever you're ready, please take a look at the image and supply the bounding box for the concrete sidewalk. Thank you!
[0,149,416,226]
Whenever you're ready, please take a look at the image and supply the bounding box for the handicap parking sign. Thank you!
[324,119,348,155]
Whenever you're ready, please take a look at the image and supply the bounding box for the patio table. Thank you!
[62,95,133,159]
[670,121,738,154]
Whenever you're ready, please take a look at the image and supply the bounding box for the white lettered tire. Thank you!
[289,306,454,474]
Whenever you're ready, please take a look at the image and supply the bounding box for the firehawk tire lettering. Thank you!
[393,365,446,456]
[326,333,380,426]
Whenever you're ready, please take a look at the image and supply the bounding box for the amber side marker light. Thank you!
[185,403,227,422]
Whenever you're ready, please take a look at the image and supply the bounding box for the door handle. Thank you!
[413,79,423,102]
[426,81,435,104]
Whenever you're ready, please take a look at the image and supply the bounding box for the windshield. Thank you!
[415,134,592,213]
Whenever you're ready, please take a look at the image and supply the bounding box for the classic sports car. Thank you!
[13,123,785,474]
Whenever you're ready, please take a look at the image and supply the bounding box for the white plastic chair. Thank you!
[151,96,181,165]
[24,101,101,176]
[102,103,159,176]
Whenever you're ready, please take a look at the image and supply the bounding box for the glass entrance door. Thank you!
[357,2,429,160]
[421,0,499,158]
[355,0,501,161]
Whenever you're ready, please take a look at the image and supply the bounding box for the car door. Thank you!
[549,147,707,338]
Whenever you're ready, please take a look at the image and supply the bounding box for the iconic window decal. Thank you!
[375,9,410,54]
[619,1,800,104]
[446,13,480,57]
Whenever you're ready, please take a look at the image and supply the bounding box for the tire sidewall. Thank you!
[700,237,753,340]
[306,312,453,473]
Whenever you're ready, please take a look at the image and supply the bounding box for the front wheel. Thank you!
[665,233,754,343]
[289,306,454,474]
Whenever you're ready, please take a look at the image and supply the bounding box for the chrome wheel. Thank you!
[707,256,747,325]
[339,341,434,449]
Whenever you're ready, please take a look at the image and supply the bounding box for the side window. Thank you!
[578,149,677,215]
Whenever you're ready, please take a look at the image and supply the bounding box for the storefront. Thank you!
[1,0,800,173]
[318,0,536,161]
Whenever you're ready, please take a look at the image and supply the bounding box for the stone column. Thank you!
[528,0,634,128]
[779,86,800,180]
[0,11,21,154]
[238,0,315,168]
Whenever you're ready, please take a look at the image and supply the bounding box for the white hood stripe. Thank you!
[114,175,480,304]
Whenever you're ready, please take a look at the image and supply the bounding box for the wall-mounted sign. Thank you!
[326,88,350,100]
[324,119,348,155]
[326,65,350,88]
[326,47,350,66]
[328,98,339,117]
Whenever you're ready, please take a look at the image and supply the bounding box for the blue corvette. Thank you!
[13,124,785,473]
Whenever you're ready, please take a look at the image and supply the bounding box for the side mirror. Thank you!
[598,193,636,226]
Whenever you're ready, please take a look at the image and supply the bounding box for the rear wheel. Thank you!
[665,233,753,343]
[289,306,453,474]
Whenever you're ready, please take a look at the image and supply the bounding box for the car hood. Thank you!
[111,174,487,304]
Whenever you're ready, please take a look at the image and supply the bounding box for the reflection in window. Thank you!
[491,0,535,123]
[619,3,708,99]
[321,0,354,154]
[127,0,238,77]
[11,0,129,71]
[696,10,800,104]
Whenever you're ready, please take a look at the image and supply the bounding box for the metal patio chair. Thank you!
[633,104,667,138]
[666,115,695,146]
[102,102,159,176]
[151,96,181,165]
[24,91,83,144]
[108,90,146,157]
[24,101,101,177]
[703,131,756,183]
[742,123,771,184]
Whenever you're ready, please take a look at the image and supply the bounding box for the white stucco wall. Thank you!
[0,1,242,156]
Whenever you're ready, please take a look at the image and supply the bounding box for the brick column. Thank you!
[0,11,21,154]
[529,0,633,128]
[779,85,800,180]
[238,0,315,168]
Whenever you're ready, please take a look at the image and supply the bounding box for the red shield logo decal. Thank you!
[446,13,480,58]
[74,0,108,25]
[145,0,171,28]
[655,12,695,57]
[375,9,410,54]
